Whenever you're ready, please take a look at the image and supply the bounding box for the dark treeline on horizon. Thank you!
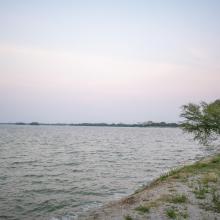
[0,121,179,128]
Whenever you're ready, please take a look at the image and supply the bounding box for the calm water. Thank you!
[0,125,217,220]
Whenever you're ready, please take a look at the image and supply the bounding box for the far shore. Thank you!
[79,152,220,220]
[0,122,179,128]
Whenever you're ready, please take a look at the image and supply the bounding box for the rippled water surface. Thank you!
[0,125,217,219]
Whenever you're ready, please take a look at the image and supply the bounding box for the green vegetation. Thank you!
[124,215,133,220]
[199,188,220,213]
[193,183,209,199]
[135,205,150,213]
[169,194,187,203]
[152,154,220,186]
[180,99,220,144]
[181,211,189,219]
[166,208,177,219]
[158,169,182,182]
[166,207,189,219]
[212,189,220,212]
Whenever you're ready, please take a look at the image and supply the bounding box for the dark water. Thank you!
[0,125,217,219]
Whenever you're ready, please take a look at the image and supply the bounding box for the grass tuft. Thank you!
[193,183,209,199]
[170,194,187,203]
[124,215,133,220]
[211,157,220,164]
[135,205,150,213]
[166,208,177,219]
[181,211,189,219]
[212,189,220,213]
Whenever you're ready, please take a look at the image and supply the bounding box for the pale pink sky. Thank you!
[0,1,219,123]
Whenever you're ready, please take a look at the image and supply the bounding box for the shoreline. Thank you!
[78,152,220,220]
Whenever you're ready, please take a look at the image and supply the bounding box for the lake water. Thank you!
[0,125,217,220]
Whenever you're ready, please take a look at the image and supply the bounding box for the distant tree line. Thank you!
[4,121,179,128]
[70,122,178,127]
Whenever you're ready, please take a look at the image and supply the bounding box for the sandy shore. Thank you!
[78,153,220,220]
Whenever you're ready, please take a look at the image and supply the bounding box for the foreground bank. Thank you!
[79,153,220,220]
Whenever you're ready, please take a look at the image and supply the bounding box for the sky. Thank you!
[0,0,220,123]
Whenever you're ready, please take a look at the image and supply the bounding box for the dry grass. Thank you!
[201,172,218,184]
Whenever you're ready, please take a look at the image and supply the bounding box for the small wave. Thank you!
[25,199,70,215]
[63,162,80,166]
[0,176,7,180]
[46,162,80,168]
[11,160,38,165]
[24,174,44,178]
[75,191,104,196]
[24,188,72,195]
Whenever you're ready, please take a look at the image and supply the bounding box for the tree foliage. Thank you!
[180,99,220,144]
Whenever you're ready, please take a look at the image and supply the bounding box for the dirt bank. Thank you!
[78,153,220,220]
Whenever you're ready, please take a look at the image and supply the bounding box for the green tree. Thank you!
[180,99,220,144]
